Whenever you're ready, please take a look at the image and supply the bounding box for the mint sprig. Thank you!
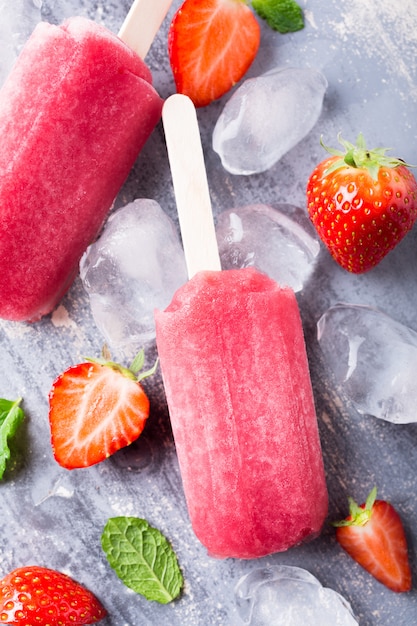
[0,397,25,479]
[252,0,304,33]
[101,517,183,604]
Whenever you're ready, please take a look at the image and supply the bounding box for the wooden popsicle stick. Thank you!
[118,0,173,59]
[162,94,221,278]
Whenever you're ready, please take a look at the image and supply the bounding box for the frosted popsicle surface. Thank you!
[0,17,163,322]
[155,267,328,559]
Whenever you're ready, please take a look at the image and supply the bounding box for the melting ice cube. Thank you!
[235,565,358,625]
[212,67,327,175]
[317,303,417,424]
[215,204,320,292]
[80,199,187,351]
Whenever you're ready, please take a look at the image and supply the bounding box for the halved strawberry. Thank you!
[168,0,260,107]
[48,349,157,469]
[307,133,417,273]
[333,487,412,593]
[0,565,106,625]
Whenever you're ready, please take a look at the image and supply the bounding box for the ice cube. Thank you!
[317,303,417,424]
[212,67,327,175]
[80,199,187,351]
[215,204,320,292]
[235,566,359,626]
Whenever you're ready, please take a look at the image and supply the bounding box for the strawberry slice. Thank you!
[333,487,412,593]
[0,565,106,625]
[168,0,261,107]
[48,350,157,469]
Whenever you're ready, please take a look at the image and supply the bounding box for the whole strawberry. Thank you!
[0,566,106,625]
[333,487,412,593]
[48,349,157,469]
[307,133,417,273]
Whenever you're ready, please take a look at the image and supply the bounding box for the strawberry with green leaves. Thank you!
[307,134,417,273]
[168,0,261,107]
[333,487,412,593]
[48,349,157,470]
[0,566,106,625]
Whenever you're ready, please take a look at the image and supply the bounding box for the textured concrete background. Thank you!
[0,1,416,624]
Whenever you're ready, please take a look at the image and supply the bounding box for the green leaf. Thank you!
[321,133,412,181]
[0,397,25,479]
[85,348,158,383]
[101,517,183,604]
[252,0,304,33]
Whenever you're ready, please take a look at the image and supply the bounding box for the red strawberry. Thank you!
[0,566,106,625]
[306,133,417,273]
[333,487,412,593]
[48,349,157,469]
[168,0,260,108]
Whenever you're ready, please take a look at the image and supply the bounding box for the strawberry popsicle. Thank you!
[155,95,328,559]
[0,0,172,322]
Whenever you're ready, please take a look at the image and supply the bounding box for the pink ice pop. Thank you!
[0,0,172,322]
[155,95,328,559]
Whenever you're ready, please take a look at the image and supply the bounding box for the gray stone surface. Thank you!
[0,1,416,624]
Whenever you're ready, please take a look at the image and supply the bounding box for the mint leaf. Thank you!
[252,0,304,33]
[101,517,183,604]
[0,397,25,479]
